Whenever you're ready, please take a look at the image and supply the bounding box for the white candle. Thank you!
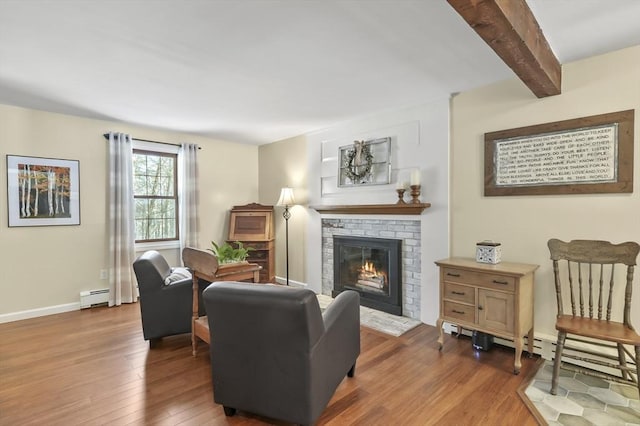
[396,180,407,190]
[411,169,421,186]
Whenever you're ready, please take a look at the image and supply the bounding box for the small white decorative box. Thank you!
[476,241,502,264]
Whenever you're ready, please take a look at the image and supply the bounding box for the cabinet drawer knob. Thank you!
[452,309,465,315]
[493,279,509,285]
[447,273,461,277]
[478,305,483,310]
[451,291,465,296]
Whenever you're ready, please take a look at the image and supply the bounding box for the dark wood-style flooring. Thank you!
[0,304,540,425]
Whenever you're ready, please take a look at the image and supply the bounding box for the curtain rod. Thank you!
[102,133,202,150]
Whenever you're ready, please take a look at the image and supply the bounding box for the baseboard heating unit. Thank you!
[80,288,109,309]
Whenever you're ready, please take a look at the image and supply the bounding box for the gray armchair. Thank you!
[202,282,360,426]
[132,250,205,344]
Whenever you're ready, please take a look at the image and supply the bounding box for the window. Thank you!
[132,149,178,242]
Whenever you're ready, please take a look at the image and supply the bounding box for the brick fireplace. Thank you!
[321,218,421,319]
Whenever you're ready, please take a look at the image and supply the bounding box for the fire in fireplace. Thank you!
[333,235,402,315]
[358,260,386,292]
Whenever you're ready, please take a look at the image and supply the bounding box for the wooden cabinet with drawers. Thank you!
[227,203,275,283]
[435,257,538,374]
[228,239,275,283]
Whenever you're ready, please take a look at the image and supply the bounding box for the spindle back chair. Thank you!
[548,238,640,397]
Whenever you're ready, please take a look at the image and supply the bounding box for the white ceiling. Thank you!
[0,1,639,145]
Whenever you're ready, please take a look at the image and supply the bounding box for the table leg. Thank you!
[191,319,198,356]
[192,275,199,356]
[527,328,534,357]
[514,336,523,375]
[436,317,445,350]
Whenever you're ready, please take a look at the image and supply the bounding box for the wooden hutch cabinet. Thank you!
[227,203,275,283]
[435,257,538,374]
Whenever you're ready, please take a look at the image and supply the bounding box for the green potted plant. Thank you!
[208,241,253,264]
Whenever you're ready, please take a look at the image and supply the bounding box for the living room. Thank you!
[1,1,640,425]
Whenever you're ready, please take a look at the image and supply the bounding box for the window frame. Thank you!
[132,145,180,244]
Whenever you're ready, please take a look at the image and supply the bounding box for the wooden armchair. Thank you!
[182,247,262,356]
[548,238,640,397]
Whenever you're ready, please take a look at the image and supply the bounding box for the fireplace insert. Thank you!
[333,235,402,315]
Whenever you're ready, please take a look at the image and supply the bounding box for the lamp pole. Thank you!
[283,205,291,286]
[277,187,295,287]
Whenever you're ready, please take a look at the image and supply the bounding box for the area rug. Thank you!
[316,294,421,337]
[518,360,640,425]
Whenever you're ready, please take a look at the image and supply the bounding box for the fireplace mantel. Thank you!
[310,203,430,215]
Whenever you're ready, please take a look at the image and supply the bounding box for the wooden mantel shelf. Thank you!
[310,203,431,215]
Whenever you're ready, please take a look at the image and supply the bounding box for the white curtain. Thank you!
[108,132,138,306]
[179,143,199,254]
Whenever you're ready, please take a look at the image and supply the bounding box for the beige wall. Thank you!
[258,135,308,284]
[4,45,638,327]
[450,45,640,338]
[0,104,258,315]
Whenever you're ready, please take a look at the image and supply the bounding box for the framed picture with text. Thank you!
[6,155,80,227]
[484,110,634,196]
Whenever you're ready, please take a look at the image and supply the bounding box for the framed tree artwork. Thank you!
[6,155,80,227]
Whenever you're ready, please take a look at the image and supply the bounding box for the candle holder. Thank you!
[410,184,421,204]
[396,188,406,204]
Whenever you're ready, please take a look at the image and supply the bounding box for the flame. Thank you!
[362,260,377,274]
[358,260,388,287]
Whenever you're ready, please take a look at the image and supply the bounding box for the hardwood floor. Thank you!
[0,304,540,425]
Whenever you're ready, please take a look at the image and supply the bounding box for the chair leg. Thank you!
[551,332,566,395]
[347,363,356,378]
[223,406,236,416]
[635,345,640,399]
[617,343,629,381]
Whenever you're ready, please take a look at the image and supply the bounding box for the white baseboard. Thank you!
[0,302,80,324]
[274,276,307,287]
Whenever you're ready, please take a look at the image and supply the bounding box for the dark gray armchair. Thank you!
[202,282,360,426]
[132,250,205,344]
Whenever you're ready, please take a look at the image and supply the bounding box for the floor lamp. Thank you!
[276,187,295,286]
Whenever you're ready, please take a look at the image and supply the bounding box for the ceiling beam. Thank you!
[447,0,561,98]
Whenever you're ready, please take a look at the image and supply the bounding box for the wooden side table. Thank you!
[183,248,261,356]
[434,257,538,374]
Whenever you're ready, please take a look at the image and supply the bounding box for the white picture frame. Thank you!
[338,137,391,187]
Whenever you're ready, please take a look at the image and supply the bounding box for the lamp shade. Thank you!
[276,187,295,207]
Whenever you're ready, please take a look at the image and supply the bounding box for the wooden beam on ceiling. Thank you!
[447,0,561,98]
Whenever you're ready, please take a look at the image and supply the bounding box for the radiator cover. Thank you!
[80,288,109,309]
